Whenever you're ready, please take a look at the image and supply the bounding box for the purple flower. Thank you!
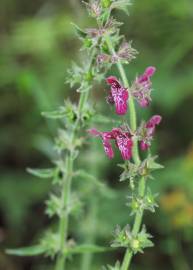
[88,128,114,159]
[106,76,129,115]
[112,129,133,160]
[131,66,156,107]
[88,128,133,160]
[140,141,149,151]
[146,115,162,129]
[139,115,162,151]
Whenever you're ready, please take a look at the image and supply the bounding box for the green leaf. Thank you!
[110,0,131,15]
[75,170,115,198]
[40,232,59,257]
[45,194,62,217]
[41,107,66,119]
[146,155,164,170]
[71,23,87,39]
[144,188,159,213]
[75,170,104,189]
[66,244,113,254]
[101,0,111,8]
[6,245,46,256]
[111,224,131,248]
[102,261,121,270]
[27,168,55,179]
[119,162,139,183]
[132,225,154,254]
[67,62,83,87]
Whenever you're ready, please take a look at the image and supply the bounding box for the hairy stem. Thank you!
[55,51,95,270]
[55,155,73,270]
[105,35,146,270]
[121,177,145,270]
[55,98,87,270]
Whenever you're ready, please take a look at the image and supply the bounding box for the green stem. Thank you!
[55,105,86,270]
[55,50,95,270]
[121,177,145,270]
[105,35,146,270]
[55,155,73,270]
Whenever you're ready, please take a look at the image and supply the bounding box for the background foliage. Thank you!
[0,0,193,269]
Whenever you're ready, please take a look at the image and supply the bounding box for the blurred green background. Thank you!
[0,0,193,269]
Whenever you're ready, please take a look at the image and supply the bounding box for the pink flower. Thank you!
[88,128,133,160]
[116,133,133,160]
[88,129,114,159]
[106,76,129,115]
[146,115,162,129]
[111,128,133,160]
[140,141,149,151]
[131,66,156,107]
[139,115,162,151]
[138,66,156,83]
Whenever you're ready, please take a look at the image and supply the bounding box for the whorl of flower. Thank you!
[85,28,106,39]
[106,76,129,115]
[112,41,138,64]
[139,115,162,151]
[97,54,111,65]
[84,0,101,18]
[131,66,156,108]
[86,18,121,40]
[97,42,137,66]
[88,128,133,160]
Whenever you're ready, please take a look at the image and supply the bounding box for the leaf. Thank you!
[75,170,115,198]
[66,62,83,87]
[103,261,121,270]
[27,168,55,179]
[66,244,113,254]
[6,245,46,256]
[101,0,111,8]
[119,162,138,182]
[111,224,131,248]
[40,232,60,257]
[135,225,154,254]
[146,155,164,170]
[41,107,66,119]
[71,23,87,39]
[45,194,62,217]
[110,0,131,15]
[75,170,104,189]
